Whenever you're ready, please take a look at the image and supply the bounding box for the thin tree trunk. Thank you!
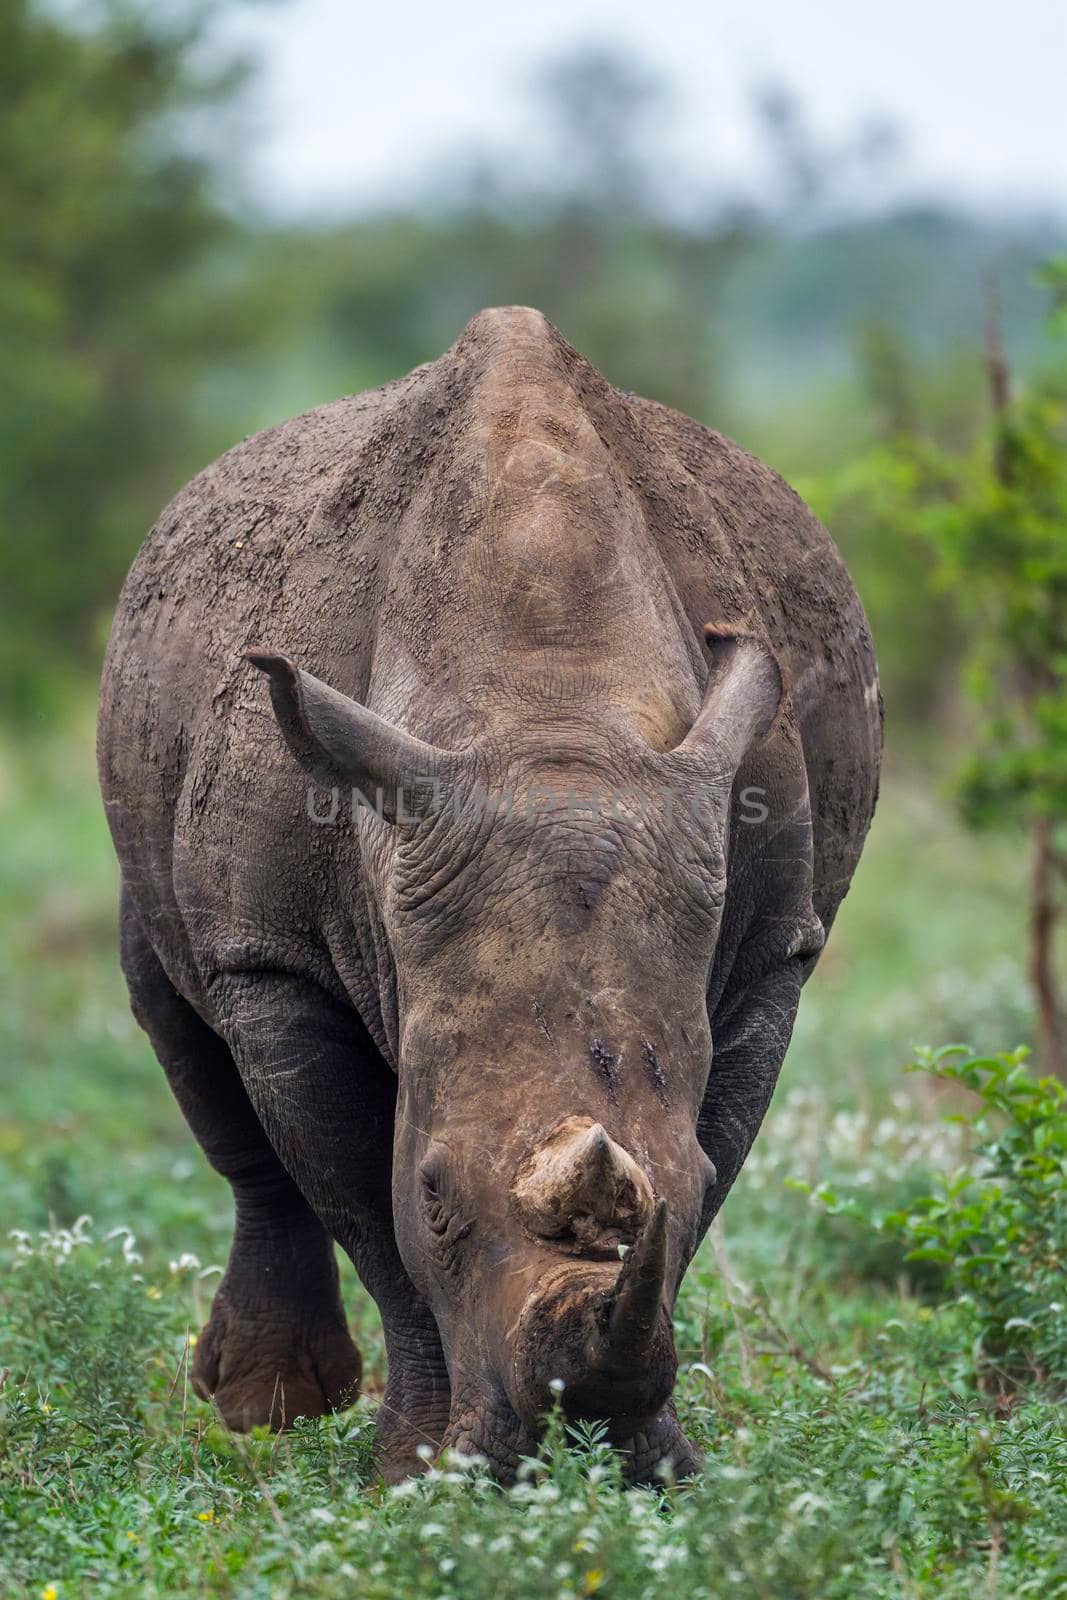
[1030,814,1065,1079]
[985,281,1065,1076]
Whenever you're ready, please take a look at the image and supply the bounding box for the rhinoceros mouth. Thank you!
[440,1383,701,1487]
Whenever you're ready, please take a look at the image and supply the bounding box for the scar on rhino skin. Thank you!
[589,1037,620,1103]
[532,1000,553,1045]
[642,1038,668,1105]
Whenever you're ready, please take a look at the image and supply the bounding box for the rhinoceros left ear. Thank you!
[243,650,450,824]
[671,624,783,778]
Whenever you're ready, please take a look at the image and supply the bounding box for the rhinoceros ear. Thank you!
[671,624,783,778]
[243,650,449,824]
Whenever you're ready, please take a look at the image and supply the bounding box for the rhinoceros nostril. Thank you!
[511,1115,656,1252]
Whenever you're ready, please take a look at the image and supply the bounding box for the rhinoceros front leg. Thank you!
[120,892,362,1432]
[207,965,452,1480]
[699,954,807,1222]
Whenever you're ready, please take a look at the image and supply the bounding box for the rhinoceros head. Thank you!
[246,627,780,1475]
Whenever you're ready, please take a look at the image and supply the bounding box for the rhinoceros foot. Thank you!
[191,1285,362,1432]
[371,1372,452,1483]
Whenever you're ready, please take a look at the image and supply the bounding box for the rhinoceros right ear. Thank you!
[243,650,449,825]
[669,624,783,781]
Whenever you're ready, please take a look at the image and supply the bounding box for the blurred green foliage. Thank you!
[822,309,1067,826]
[932,378,1067,832]
[816,281,1067,1072]
[0,0,268,714]
[804,1044,1067,1387]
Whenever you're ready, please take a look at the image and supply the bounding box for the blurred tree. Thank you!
[752,79,903,220]
[519,45,753,420]
[926,285,1067,1076]
[819,269,1067,1074]
[0,0,258,716]
[304,45,755,434]
[752,82,828,214]
[529,43,667,220]
[855,322,918,439]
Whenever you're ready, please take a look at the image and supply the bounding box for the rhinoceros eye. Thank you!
[419,1152,446,1208]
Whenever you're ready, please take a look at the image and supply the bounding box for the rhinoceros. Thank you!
[98,307,880,1482]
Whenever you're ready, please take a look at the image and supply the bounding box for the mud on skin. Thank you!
[98,306,881,1483]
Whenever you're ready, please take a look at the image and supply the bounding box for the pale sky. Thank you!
[220,0,1067,218]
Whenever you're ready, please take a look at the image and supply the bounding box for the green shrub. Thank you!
[807,1046,1067,1387]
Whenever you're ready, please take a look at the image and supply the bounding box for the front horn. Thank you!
[585,1200,668,1376]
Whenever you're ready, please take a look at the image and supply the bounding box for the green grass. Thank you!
[1,708,1063,1599]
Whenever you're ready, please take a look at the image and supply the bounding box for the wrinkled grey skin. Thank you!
[98,307,881,1482]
